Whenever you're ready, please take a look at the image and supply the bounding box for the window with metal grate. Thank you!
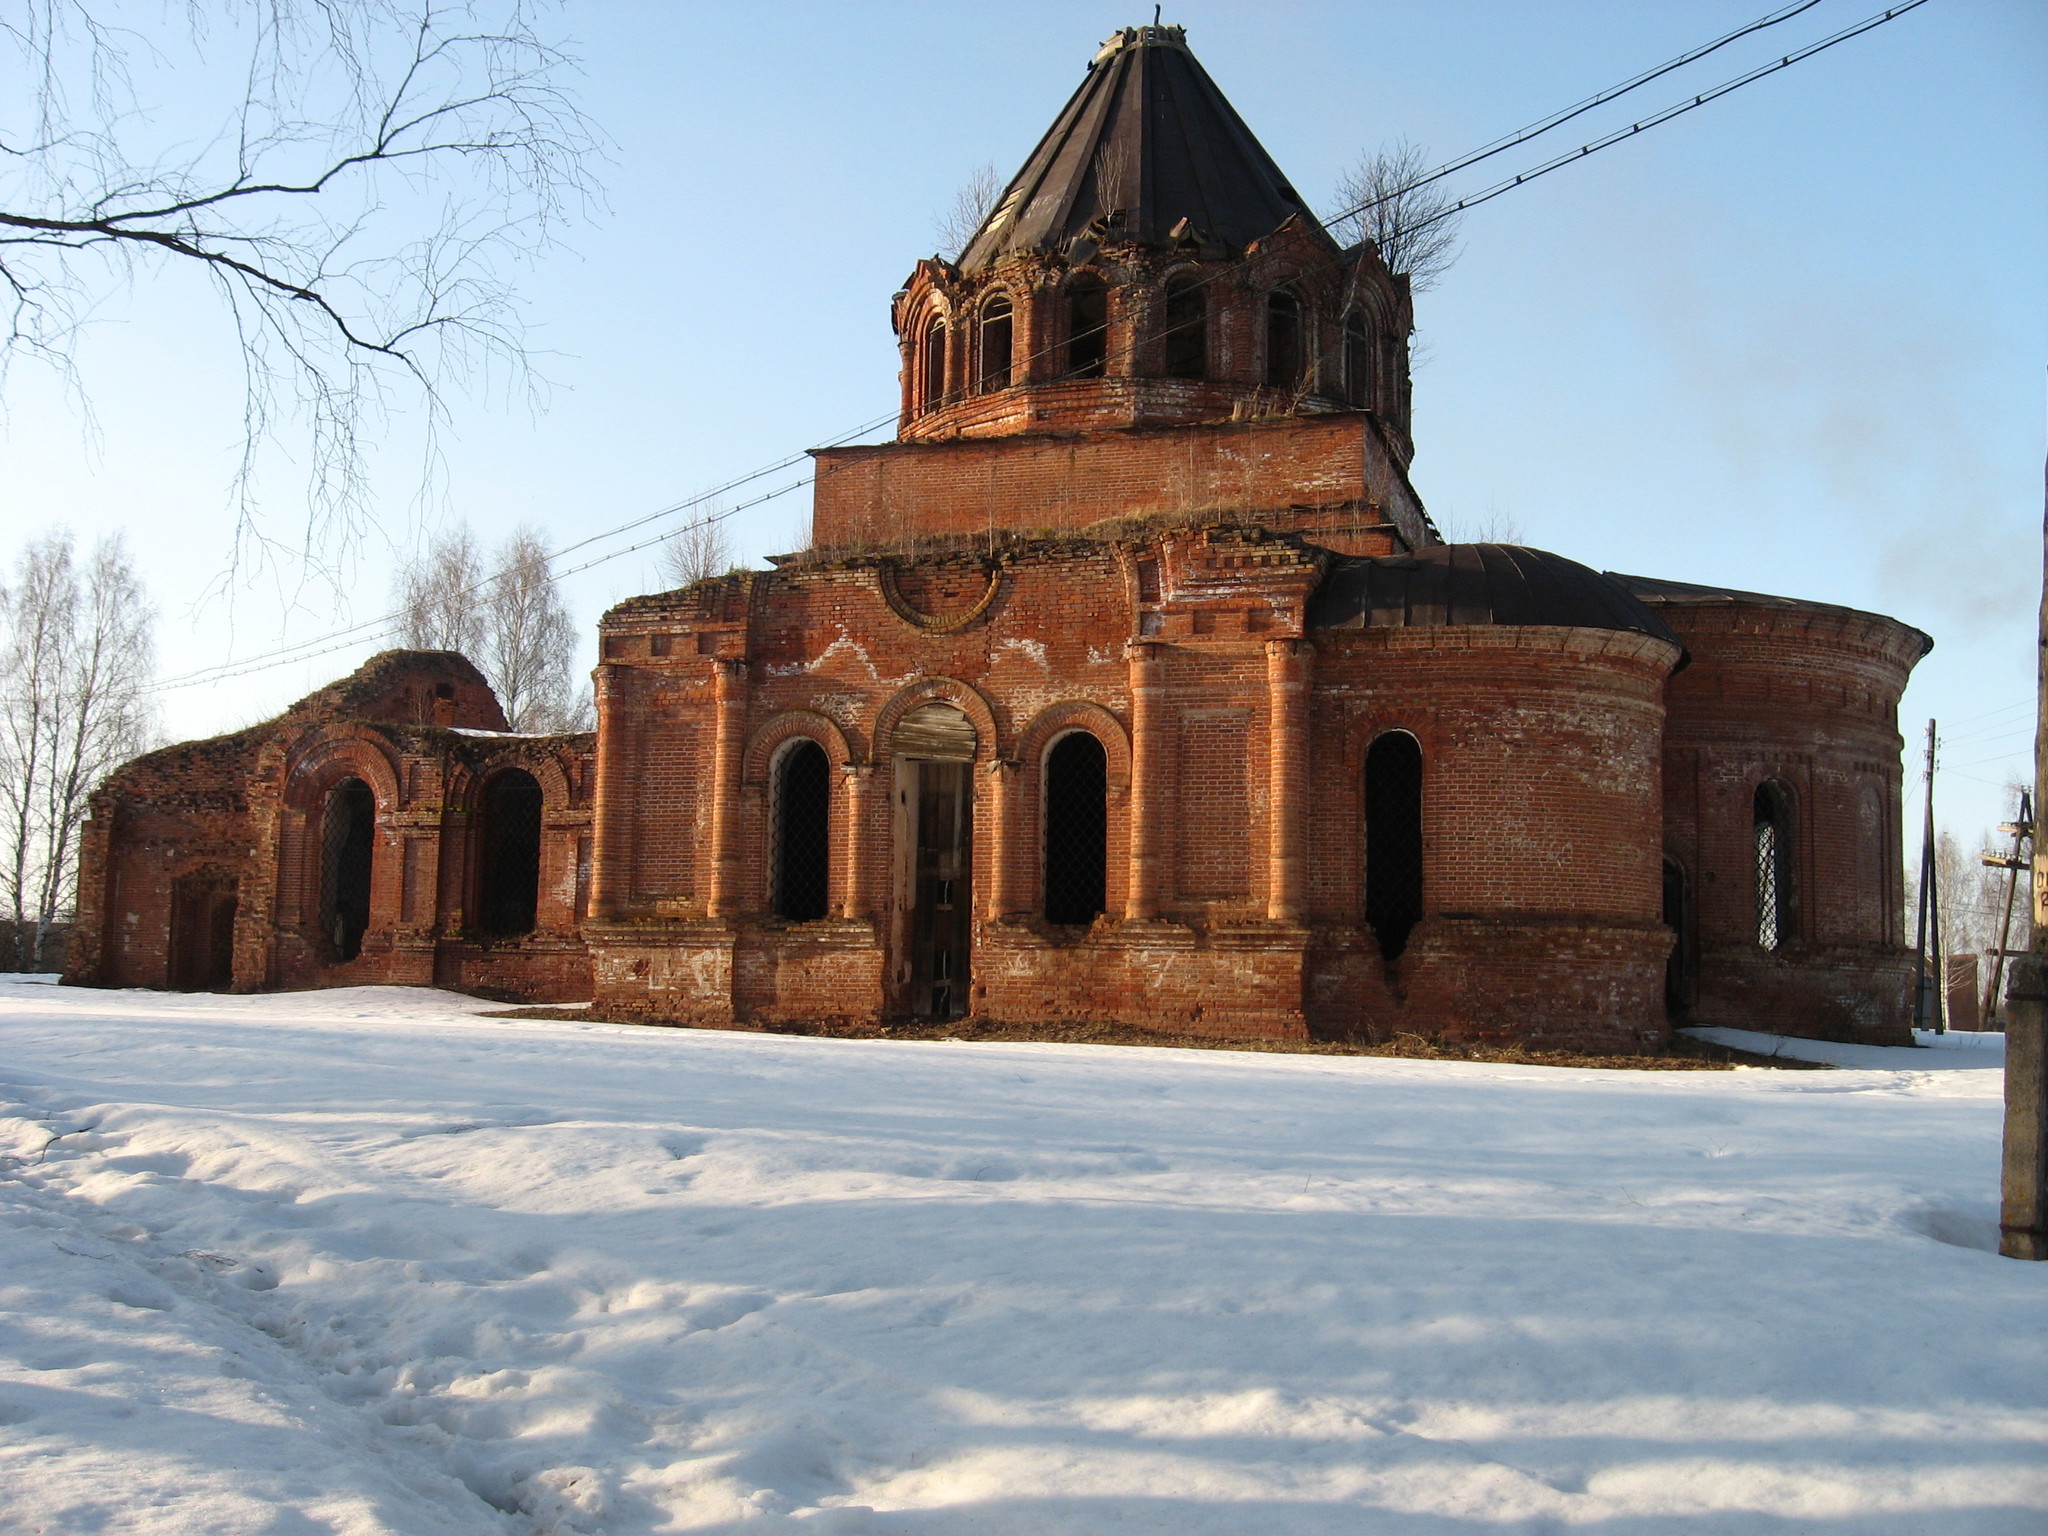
[1265,289,1302,389]
[478,769,543,937]
[1043,732,1107,925]
[1066,276,1108,379]
[979,293,1014,393]
[773,740,831,922]
[319,778,375,961]
[1754,781,1795,951]
[1364,732,1423,960]
[922,321,947,412]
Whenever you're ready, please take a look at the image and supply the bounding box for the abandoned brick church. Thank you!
[66,25,1931,1049]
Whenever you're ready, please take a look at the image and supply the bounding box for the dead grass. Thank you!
[475,1006,1828,1070]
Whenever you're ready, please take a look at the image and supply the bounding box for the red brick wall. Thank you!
[811,413,1430,555]
[1649,599,1927,1043]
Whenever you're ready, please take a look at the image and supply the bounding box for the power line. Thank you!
[150,0,1928,697]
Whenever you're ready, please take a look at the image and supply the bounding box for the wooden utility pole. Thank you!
[1981,790,2031,1028]
[1913,719,1942,1033]
[1998,436,2048,1261]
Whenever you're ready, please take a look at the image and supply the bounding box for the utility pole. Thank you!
[1981,789,2031,1028]
[1998,428,2048,1261]
[1913,719,1942,1034]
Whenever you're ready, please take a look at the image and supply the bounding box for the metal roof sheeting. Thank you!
[1309,544,1684,651]
[959,25,1327,271]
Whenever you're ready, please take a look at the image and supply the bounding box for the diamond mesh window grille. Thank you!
[1364,732,1423,960]
[773,740,831,922]
[1754,782,1794,951]
[319,778,374,961]
[478,770,543,937]
[1043,732,1107,925]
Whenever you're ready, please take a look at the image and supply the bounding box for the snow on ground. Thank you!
[0,977,2042,1535]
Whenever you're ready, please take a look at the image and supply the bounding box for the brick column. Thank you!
[838,762,874,920]
[1125,640,1166,920]
[587,664,628,920]
[1266,637,1311,923]
[707,658,748,920]
[986,757,1022,920]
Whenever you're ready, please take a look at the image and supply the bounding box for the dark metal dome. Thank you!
[959,24,1326,271]
[1309,544,1684,651]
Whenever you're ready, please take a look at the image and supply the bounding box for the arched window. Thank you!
[772,739,830,922]
[1364,732,1423,960]
[1043,732,1107,925]
[978,293,1014,392]
[1066,276,1108,379]
[1343,313,1373,405]
[319,777,375,962]
[922,321,948,412]
[1265,289,1303,390]
[1754,781,1796,951]
[1163,274,1207,379]
[477,769,543,937]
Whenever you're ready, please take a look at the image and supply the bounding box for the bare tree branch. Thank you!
[0,2,599,571]
[933,161,1000,258]
[1328,139,1463,293]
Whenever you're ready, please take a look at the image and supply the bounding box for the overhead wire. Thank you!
[150,0,1932,697]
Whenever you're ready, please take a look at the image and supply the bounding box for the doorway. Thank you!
[170,873,237,991]
[893,701,976,1020]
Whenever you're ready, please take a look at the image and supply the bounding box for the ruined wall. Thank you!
[1649,596,1927,1044]
[810,413,1430,556]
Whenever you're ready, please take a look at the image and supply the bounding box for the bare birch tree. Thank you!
[659,513,732,589]
[480,525,583,733]
[1329,139,1464,292]
[934,162,1002,257]
[1,2,597,567]
[398,524,487,657]
[0,530,155,970]
[393,520,586,732]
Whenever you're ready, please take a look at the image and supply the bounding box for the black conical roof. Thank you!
[959,25,1326,271]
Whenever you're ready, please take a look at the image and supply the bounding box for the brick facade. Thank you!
[65,23,1932,1049]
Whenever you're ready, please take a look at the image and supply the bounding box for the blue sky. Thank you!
[5,0,2043,838]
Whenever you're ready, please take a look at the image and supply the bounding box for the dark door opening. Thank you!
[1364,732,1424,960]
[477,769,543,937]
[910,759,972,1019]
[1663,857,1694,1021]
[320,777,375,962]
[170,874,237,991]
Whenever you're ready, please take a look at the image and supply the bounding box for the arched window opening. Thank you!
[922,322,948,412]
[1066,277,1108,379]
[319,777,375,962]
[1364,732,1423,960]
[1754,782,1796,951]
[1663,857,1694,1019]
[1343,313,1373,406]
[1043,732,1107,925]
[1163,275,1206,379]
[772,739,831,922]
[477,769,543,937]
[978,293,1014,392]
[1265,289,1303,390]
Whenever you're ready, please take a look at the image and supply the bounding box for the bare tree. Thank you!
[0,529,155,970]
[1,3,597,566]
[659,513,732,589]
[1329,139,1464,292]
[480,524,583,733]
[934,162,1003,258]
[398,523,486,656]
[393,519,586,732]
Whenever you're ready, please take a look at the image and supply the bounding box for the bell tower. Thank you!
[892,24,1413,460]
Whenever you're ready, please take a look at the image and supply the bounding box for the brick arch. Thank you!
[743,710,855,786]
[446,749,577,814]
[872,677,1002,763]
[1016,701,1131,792]
[282,726,401,811]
